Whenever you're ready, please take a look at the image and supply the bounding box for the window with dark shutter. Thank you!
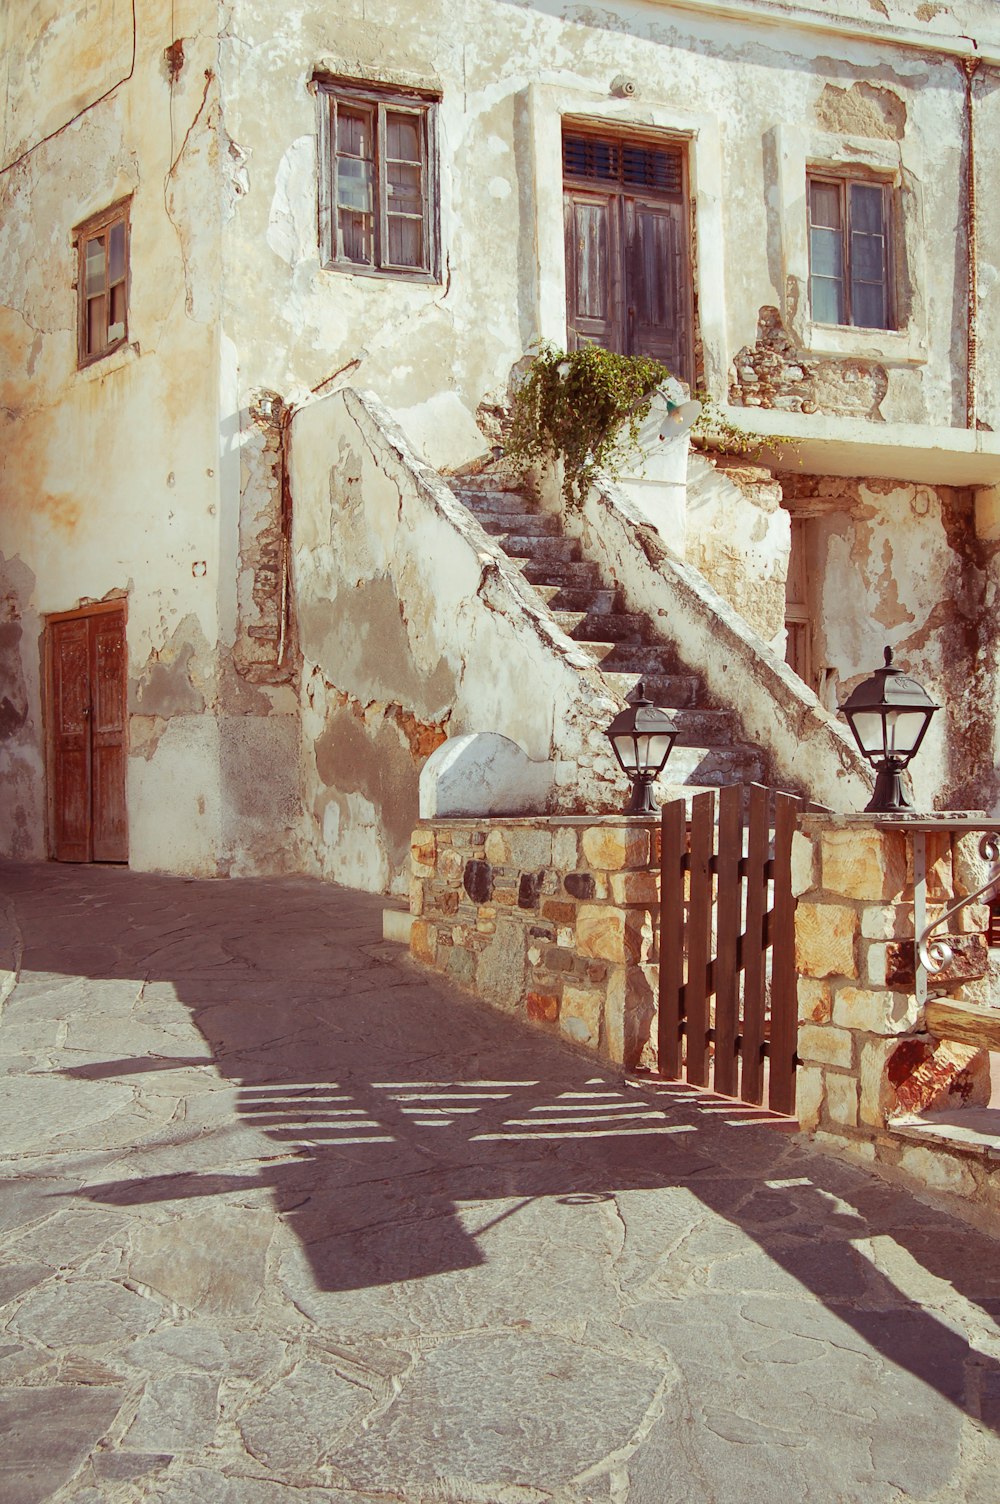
[318,80,440,280]
[74,200,130,367]
[808,174,893,330]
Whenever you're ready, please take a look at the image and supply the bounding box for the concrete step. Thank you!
[477,513,562,538]
[535,584,620,614]
[457,496,538,520]
[517,559,602,589]
[552,611,649,644]
[669,707,743,746]
[603,671,702,708]
[661,744,770,786]
[501,535,581,562]
[593,643,685,676]
[447,474,524,494]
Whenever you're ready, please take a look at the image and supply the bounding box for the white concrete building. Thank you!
[3,0,1000,891]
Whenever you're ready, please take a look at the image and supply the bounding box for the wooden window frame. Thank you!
[807,171,895,332]
[316,78,441,283]
[74,199,131,368]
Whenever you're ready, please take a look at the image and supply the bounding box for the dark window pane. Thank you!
[811,275,844,325]
[563,136,618,181]
[851,278,888,329]
[850,182,885,235]
[85,236,106,297]
[809,180,841,230]
[337,156,373,215]
[851,230,886,284]
[108,221,126,283]
[108,283,126,342]
[337,106,373,161]
[387,160,422,214]
[339,209,374,264]
[386,112,421,162]
[87,293,106,354]
[387,215,423,267]
[809,224,843,280]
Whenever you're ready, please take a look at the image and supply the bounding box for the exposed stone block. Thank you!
[797,1023,854,1069]
[526,991,559,1022]
[463,860,493,904]
[790,831,815,897]
[860,903,913,939]
[605,963,657,1068]
[564,871,597,900]
[410,919,437,965]
[560,983,603,1047]
[437,847,464,885]
[410,829,436,877]
[486,827,552,870]
[795,902,858,978]
[832,986,917,1036]
[886,1035,992,1117]
[898,1146,978,1199]
[581,826,651,871]
[796,1065,825,1131]
[541,899,577,925]
[576,904,644,964]
[819,828,906,902]
[824,1072,858,1129]
[797,978,833,1024]
[552,826,579,870]
[609,870,659,907]
[518,870,545,910]
[475,920,526,1009]
[447,948,476,985]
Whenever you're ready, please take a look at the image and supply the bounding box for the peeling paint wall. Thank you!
[0,0,306,874]
[290,388,620,893]
[781,474,1000,811]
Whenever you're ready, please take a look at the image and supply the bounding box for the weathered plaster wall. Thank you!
[782,474,1000,812]
[0,0,306,874]
[290,388,622,894]
[217,0,1000,476]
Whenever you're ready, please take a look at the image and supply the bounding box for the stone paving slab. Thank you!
[1,859,999,1502]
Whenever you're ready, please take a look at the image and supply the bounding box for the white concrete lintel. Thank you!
[722,407,1000,487]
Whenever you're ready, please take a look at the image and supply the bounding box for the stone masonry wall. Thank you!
[409,818,661,1067]
[793,815,997,1221]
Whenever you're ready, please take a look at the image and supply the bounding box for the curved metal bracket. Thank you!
[916,830,1000,974]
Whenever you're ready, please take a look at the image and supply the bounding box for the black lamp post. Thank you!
[606,682,679,815]
[839,647,939,813]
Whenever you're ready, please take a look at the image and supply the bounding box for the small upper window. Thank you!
[75,201,130,366]
[808,175,893,330]
[317,79,439,279]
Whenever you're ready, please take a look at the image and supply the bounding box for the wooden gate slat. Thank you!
[713,785,742,1097]
[684,790,715,1087]
[740,785,770,1106]
[767,791,799,1115]
[657,797,687,1077]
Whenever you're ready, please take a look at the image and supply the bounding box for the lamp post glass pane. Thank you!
[885,710,929,757]
[612,734,639,770]
[849,710,886,758]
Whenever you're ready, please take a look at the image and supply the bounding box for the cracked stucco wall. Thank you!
[781,474,1000,812]
[216,0,1000,468]
[291,388,620,894]
[0,0,305,875]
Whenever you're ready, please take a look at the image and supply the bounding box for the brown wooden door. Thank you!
[563,130,692,381]
[47,603,128,863]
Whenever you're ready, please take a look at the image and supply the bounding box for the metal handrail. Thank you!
[914,829,1000,996]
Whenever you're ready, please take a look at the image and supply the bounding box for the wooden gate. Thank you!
[657,784,801,1115]
[46,601,128,863]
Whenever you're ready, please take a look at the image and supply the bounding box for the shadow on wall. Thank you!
[2,860,997,1460]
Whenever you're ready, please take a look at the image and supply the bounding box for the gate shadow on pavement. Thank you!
[5,863,1000,1441]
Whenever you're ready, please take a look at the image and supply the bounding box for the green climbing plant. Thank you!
[503,342,674,506]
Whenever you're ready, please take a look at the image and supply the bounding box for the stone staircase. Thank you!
[446,474,770,788]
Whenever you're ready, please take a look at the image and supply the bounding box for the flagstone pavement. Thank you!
[1,858,999,1504]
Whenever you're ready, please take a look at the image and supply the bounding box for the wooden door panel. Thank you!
[564,191,622,351]
[90,610,128,862]
[47,603,128,864]
[626,197,689,373]
[50,618,91,861]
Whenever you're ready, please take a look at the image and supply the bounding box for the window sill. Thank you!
[75,341,140,382]
[799,322,928,367]
[319,260,441,286]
